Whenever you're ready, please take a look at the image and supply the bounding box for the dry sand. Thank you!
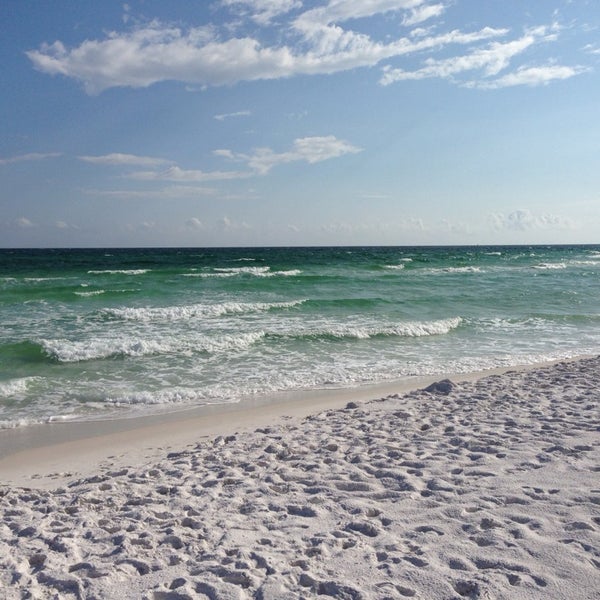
[1,357,599,599]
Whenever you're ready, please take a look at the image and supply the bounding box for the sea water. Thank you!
[1,246,599,428]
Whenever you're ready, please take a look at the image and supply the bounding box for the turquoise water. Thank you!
[1,246,599,428]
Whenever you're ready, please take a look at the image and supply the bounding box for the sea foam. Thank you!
[102,300,304,322]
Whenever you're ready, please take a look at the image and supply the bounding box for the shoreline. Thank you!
[0,356,590,490]
[1,354,598,598]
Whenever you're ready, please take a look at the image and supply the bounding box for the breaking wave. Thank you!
[102,300,304,322]
[38,331,266,363]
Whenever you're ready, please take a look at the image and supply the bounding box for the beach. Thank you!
[1,357,599,599]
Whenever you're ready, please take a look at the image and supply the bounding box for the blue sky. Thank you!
[1,0,598,247]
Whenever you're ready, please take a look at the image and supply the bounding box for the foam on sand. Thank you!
[1,357,599,598]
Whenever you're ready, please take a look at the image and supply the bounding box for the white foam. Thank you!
[88,269,150,275]
[39,331,265,363]
[0,377,39,397]
[213,266,302,277]
[75,290,106,297]
[215,266,271,275]
[102,300,304,322]
[533,262,567,270]
[306,317,462,340]
[23,277,68,282]
[384,264,405,270]
[423,266,483,275]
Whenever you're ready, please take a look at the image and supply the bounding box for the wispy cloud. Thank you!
[474,64,589,89]
[26,1,563,94]
[218,135,362,174]
[0,152,61,165]
[16,217,35,228]
[380,25,578,87]
[128,165,252,182]
[583,43,600,55]
[489,209,574,231]
[84,185,217,199]
[78,153,172,167]
[185,217,203,229]
[402,2,446,26]
[214,110,252,121]
[219,0,302,25]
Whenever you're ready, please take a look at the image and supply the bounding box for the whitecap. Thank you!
[102,300,304,322]
[87,269,150,275]
[214,266,271,275]
[305,317,462,340]
[212,266,301,277]
[74,290,106,297]
[0,377,39,397]
[424,266,483,275]
[532,263,567,270]
[39,330,266,362]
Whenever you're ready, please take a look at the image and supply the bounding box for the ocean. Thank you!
[1,245,599,429]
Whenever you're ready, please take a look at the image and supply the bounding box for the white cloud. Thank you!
[490,209,574,231]
[26,2,586,94]
[220,0,302,25]
[84,185,217,199]
[0,152,61,165]
[16,217,35,228]
[128,165,252,182]
[402,3,446,26]
[217,216,251,231]
[475,64,589,89]
[221,135,362,174]
[27,4,507,93]
[380,26,561,85]
[213,149,236,159]
[214,110,252,121]
[295,0,425,27]
[78,153,172,166]
[583,43,600,55]
[27,26,297,93]
[185,217,203,229]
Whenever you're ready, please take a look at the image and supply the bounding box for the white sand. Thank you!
[1,357,599,599]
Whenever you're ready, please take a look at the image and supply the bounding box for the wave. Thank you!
[102,300,304,322]
[183,272,237,278]
[87,269,150,275]
[23,277,70,283]
[481,313,600,330]
[213,266,302,277]
[384,264,405,270]
[75,290,106,297]
[103,387,213,407]
[421,266,483,275]
[0,376,40,397]
[532,262,567,270]
[183,266,302,278]
[39,331,265,363]
[279,317,462,341]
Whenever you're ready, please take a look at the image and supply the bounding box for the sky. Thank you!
[1,0,599,247]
